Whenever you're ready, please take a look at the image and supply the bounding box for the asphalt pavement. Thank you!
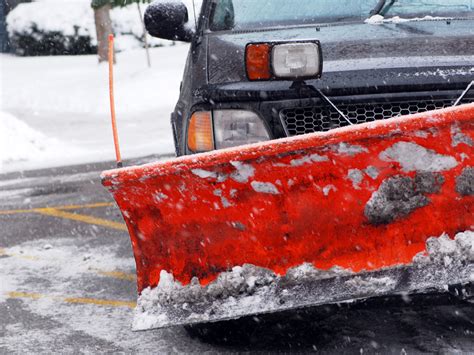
[1,157,473,353]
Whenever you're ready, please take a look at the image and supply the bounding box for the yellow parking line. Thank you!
[0,202,127,232]
[0,209,32,215]
[8,291,136,309]
[36,208,127,231]
[0,202,115,215]
[97,270,136,282]
[0,247,40,261]
[55,202,115,210]
[64,297,136,308]
[8,292,43,300]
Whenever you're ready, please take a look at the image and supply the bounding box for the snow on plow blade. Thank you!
[102,104,474,330]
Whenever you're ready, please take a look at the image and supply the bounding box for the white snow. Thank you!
[0,236,213,353]
[379,142,459,172]
[6,0,179,51]
[250,181,280,195]
[451,123,474,147]
[0,111,86,172]
[1,44,189,173]
[347,169,364,190]
[332,142,368,156]
[345,276,397,291]
[416,231,474,266]
[398,67,474,80]
[134,262,352,330]
[0,187,34,199]
[365,15,452,25]
[7,1,96,38]
[0,236,135,304]
[153,192,169,203]
[365,166,380,180]
[290,153,329,167]
[230,161,255,183]
[322,184,337,196]
[191,169,218,179]
[364,14,386,24]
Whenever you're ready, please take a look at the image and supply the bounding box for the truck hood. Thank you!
[207,19,474,85]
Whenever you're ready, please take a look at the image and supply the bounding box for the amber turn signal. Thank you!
[188,111,214,152]
[246,43,271,81]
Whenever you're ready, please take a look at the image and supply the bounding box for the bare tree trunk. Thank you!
[137,2,151,68]
[94,3,115,63]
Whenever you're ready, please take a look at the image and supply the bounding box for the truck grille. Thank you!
[280,98,473,136]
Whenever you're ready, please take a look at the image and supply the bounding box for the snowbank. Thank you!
[0,111,86,172]
[1,44,189,173]
[8,1,96,39]
[2,0,196,173]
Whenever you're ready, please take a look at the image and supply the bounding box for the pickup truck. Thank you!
[144,0,474,156]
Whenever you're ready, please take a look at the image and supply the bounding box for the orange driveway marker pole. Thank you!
[108,34,123,168]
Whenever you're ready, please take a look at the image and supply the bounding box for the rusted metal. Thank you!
[102,104,473,327]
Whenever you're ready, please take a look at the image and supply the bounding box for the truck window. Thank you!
[210,0,474,31]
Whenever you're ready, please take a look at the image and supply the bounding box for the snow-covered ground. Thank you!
[0,228,213,353]
[1,44,189,173]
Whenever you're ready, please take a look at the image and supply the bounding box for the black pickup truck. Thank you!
[144,0,474,156]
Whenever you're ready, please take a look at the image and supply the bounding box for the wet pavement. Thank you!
[1,157,473,353]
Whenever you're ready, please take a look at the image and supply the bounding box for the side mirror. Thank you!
[144,1,194,42]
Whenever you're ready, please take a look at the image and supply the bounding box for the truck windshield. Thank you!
[209,0,474,31]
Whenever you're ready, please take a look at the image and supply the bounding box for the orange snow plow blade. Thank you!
[102,104,473,330]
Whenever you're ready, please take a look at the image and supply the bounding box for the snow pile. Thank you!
[415,231,474,266]
[0,111,86,172]
[7,0,95,38]
[134,263,352,330]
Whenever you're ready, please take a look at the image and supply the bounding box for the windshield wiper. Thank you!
[370,0,387,16]
[369,0,397,16]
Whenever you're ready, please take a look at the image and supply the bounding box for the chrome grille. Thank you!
[280,98,473,136]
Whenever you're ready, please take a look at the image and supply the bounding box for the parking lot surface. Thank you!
[1,158,473,353]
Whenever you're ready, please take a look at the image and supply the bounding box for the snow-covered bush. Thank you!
[6,0,173,56]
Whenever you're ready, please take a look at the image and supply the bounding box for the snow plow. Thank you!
[102,103,474,330]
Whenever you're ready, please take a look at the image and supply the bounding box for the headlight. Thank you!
[187,111,214,153]
[272,43,321,79]
[246,41,322,81]
[214,110,270,150]
[187,110,270,152]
